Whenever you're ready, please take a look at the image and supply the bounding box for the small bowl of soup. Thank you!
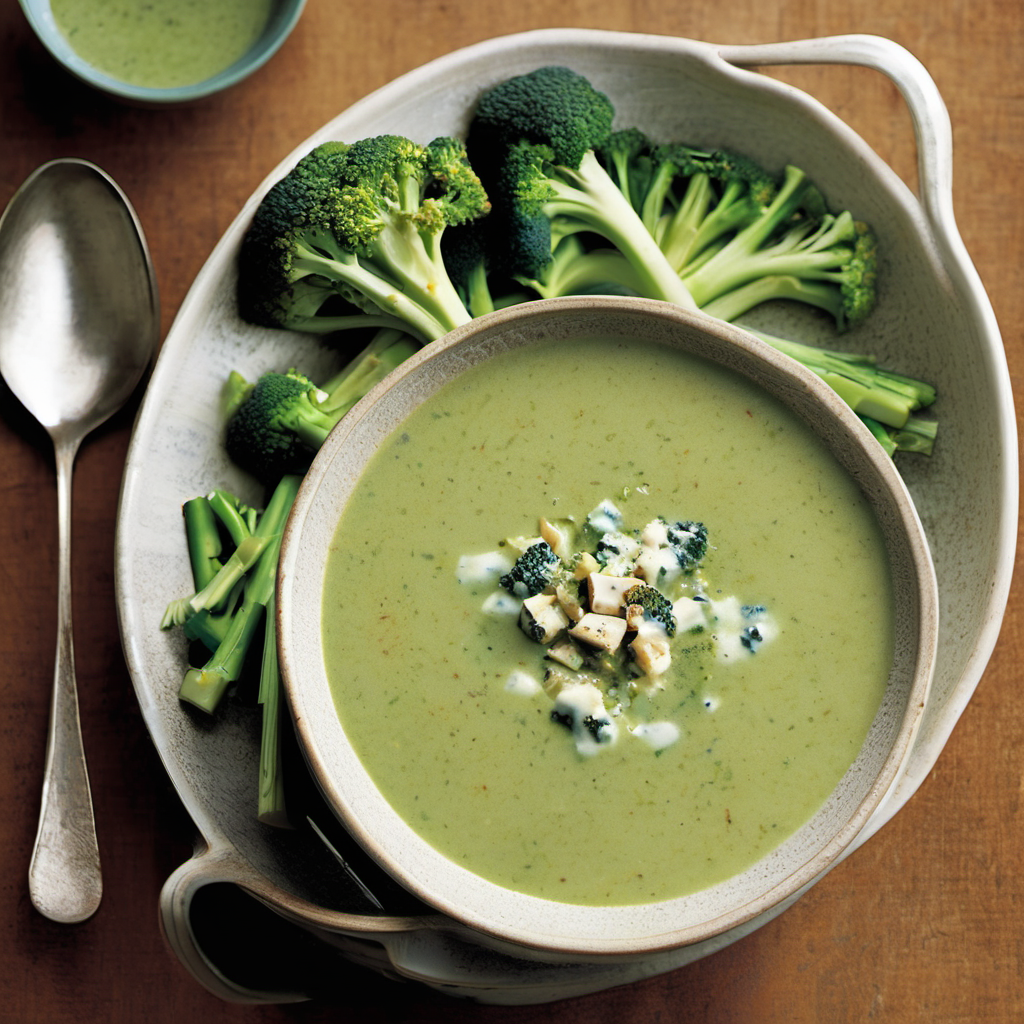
[19,0,305,104]
[277,295,938,960]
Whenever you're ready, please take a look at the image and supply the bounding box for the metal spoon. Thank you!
[0,159,159,923]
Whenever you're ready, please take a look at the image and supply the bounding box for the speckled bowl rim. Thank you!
[277,296,939,960]
[18,0,306,104]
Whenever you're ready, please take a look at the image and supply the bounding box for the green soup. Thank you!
[51,0,274,88]
[321,336,893,906]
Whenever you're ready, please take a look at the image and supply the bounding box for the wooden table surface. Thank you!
[1,1,1020,1021]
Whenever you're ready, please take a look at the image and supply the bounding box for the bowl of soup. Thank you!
[276,295,938,960]
[19,0,306,104]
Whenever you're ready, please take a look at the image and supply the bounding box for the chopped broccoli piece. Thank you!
[257,592,289,827]
[499,540,559,597]
[861,412,938,456]
[237,136,489,341]
[624,582,677,637]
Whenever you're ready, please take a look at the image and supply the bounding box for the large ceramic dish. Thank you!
[115,29,1015,1004]
[278,296,939,960]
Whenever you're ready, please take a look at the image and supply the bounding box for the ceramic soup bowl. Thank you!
[276,296,938,962]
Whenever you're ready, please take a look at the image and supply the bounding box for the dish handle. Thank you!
[715,34,954,231]
[159,845,312,1004]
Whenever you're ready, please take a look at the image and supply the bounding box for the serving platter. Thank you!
[114,28,1016,1005]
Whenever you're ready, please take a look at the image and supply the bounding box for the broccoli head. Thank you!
[470,65,615,170]
[237,135,489,341]
[500,540,559,597]
[465,67,698,307]
[624,582,677,637]
[224,370,329,483]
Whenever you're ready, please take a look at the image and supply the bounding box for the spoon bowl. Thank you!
[0,158,159,923]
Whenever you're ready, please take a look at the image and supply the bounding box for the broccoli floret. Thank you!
[465,66,698,308]
[224,329,418,484]
[499,540,559,597]
[237,136,489,341]
[639,145,779,274]
[676,165,877,330]
[624,583,677,637]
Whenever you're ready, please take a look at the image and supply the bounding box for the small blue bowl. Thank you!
[18,0,306,104]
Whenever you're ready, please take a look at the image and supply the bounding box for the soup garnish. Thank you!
[459,500,774,755]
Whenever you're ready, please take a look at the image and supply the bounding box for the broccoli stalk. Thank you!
[744,328,936,451]
[160,491,259,630]
[751,330,935,428]
[519,235,645,300]
[182,496,224,591]
[167,328,422,823]
[237,135,490,342]
[177,473,301,715]
[257,593,289,827]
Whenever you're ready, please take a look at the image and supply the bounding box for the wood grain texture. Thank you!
[0,1,1020,1021]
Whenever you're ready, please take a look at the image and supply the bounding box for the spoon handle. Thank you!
[28,437,102,924]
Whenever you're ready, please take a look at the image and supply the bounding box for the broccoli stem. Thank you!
[749,329,935,430]
[206,489,257,545]
[314,329,420,418]
[886,414,938,455]
[178,474,302,714]
[182,579,244,652]
[656,177,759,276]
[257,593,290,827]
[182,497,223,590]
[291,229,469,342]
[520,237,646,300]
[543,151,699,310]
[680,165,822,306]
[186,533,270,617]
[701,274,849,326]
